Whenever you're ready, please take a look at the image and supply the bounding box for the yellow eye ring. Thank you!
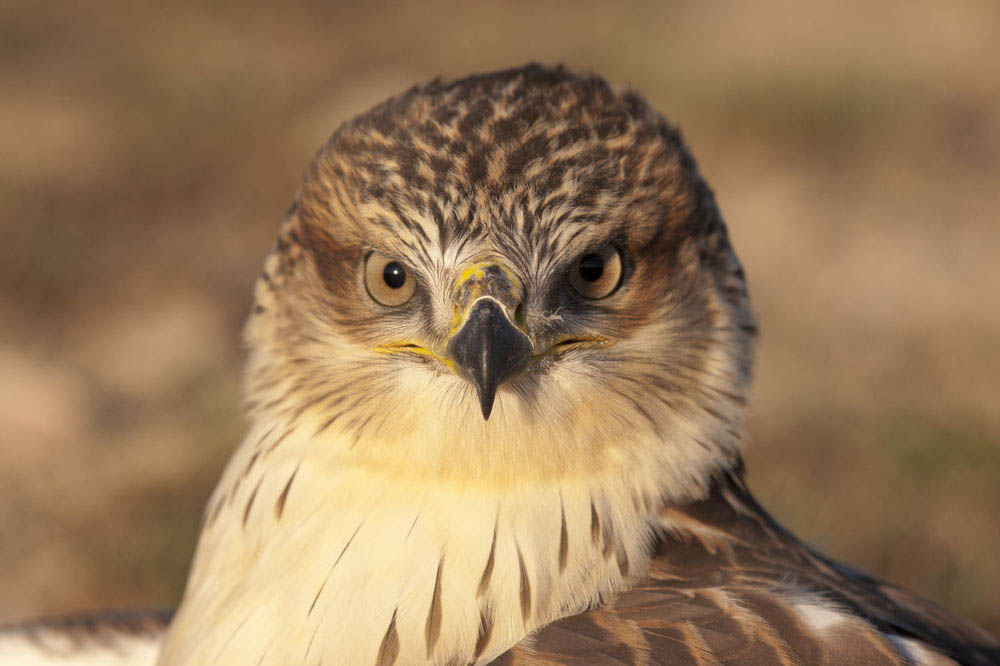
[364,252,416,306]
[568,246,622,299]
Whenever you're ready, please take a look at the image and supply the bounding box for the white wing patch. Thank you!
[888,634,962,666]
[795,596,854,633]
[795,597,964,665]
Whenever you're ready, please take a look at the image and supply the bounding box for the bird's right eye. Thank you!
[364,252,416,306]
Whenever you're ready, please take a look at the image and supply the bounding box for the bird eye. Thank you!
[568,245,622,299]
[364,252,416,306]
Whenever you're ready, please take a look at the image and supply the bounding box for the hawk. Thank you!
[2,65,997,666]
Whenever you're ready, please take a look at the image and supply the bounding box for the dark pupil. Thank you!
[382,262,406,289]
[578,254,604,282]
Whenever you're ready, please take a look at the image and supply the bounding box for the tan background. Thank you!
[1,0,998,637]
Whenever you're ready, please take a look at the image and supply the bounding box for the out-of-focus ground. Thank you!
[1,0,998,637]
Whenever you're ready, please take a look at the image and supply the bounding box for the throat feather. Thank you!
[161,441,665,666]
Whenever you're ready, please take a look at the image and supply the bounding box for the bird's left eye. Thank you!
[364,252,416,306]
[568,245,623,299]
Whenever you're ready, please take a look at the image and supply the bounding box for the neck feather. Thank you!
[159,407,739,665]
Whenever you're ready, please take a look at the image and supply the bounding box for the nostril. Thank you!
[514,303,525,328]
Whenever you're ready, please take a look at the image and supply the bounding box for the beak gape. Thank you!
[446,298,532,420]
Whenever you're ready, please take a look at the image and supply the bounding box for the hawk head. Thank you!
[245,65,755,492]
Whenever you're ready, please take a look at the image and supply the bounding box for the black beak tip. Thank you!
[478,391,495,420]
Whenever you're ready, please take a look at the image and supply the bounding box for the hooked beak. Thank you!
[446,297,532,419]
[445,262,531,420]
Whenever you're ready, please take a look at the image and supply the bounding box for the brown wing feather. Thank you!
[492,468,999,666]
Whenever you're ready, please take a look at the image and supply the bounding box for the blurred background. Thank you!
[1,0,998,637]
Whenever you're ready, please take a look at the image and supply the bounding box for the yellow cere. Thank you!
[455,262,488,286]
[448,305,465,337]
[447,261,524,337]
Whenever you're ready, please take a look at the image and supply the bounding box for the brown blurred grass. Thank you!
[1,0,998,637]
